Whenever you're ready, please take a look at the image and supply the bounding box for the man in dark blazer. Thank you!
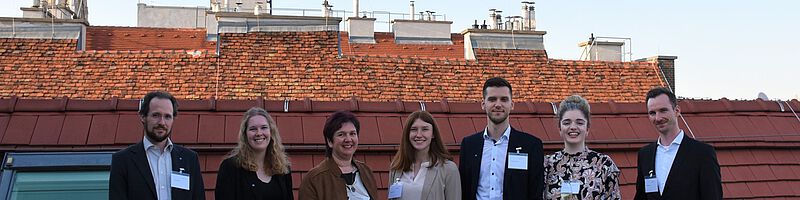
[459,77,544,200]
[109,91,205,200]
[634,87,722,200]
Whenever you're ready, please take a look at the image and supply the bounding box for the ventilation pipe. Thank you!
[353,0,359,17]
[521,1,530,30]
[495,10,503,30]
[409,1,415,20]
[234,0,243,12]
[322,0,332,17]
[526,2,536,30]
[488,9,497,29]
[254,2,262,15]
[430,11,436,21]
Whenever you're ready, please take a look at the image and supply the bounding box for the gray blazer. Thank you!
[389,160,462,200]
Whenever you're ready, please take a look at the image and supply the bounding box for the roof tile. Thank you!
[224,115,243,143]
[87,115,119,145]
[2,116,37,145]
[172,114,199,143]
[114,115,143,144]
[376,117,403,145]
[301,117,326,144]
[276,116,304,144]
[197,115,226,144]
[58,115,92,145]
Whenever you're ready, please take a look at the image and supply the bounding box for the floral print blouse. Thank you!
[544,148,621,200]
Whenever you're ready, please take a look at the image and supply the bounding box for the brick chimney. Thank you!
[637,55,677,92]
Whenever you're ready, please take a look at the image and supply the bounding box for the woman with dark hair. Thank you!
[388,110,461,200]
[215,107,293,200]
[544,95,621,200]
[298,111,378,200]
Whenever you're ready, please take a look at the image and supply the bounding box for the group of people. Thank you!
[109,77,722,200]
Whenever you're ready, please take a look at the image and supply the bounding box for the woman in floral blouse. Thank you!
[544,95,621,200]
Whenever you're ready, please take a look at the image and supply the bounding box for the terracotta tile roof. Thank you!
[0,31,664,102]
[1,98,800,199]
[86,26,216,50]
[339,32,464,59]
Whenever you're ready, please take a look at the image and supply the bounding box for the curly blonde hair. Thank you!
[228,107,290,175]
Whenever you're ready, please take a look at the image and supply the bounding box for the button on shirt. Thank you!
[143,137,173,200]
[477,126,511,200]
[655,130,684,194]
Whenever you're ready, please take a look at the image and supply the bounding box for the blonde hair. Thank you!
[557,95,591,127]
[228,107,290,175]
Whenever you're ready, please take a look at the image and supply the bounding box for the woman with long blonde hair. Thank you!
[215,107,293,200]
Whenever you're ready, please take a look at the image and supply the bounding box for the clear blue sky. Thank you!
[3,0,798,100]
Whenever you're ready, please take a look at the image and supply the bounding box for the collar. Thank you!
[143,136,173,152]
[657,130,684,147]
[482,125,511,141]
[322,157,360,176]
[562,147,590,157]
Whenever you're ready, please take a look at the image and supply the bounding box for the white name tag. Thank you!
[644,177,659,193]
[507,152,528,170]
[560,180,581,194]
[171,171,190,190]
[387,182,403,199]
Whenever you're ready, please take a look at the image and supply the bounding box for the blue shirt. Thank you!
[476,126,511,200]
[143,137,173,200]
[655,130,684,194]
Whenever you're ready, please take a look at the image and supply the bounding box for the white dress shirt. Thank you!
[399,162,430,200]
[655,130,684,194]
[476,126,511,200]
[143,137,173,200]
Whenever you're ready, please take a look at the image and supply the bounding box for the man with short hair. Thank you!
[109,91,205,200]
[459,77,545,200]
[634,87,722,200]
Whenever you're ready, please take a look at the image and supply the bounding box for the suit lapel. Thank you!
[131,142,158,198]
[468,134,484,191]
[644,143,657,178]
[420,164,440,200]
[663,135,692,194]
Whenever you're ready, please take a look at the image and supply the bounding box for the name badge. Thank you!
[508,152,528,170]
[644,176,658,193]
[560,180,581,194]
[387,181,403,199]
[171,171,190,190]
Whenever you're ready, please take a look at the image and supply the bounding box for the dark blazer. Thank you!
[215,156,293,200]
[459,127,544,200]
[109,142,206,200]
[634,134,723,200]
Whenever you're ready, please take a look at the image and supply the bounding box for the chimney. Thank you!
[578,35,627,61]
[409,1,415,20]
[521,1,535,30]
[637,56,678,92]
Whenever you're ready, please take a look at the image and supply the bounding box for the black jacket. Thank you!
[459,127,544,200]
[634,134,723,200]
[215,156,294,200]
[109,142,206,200]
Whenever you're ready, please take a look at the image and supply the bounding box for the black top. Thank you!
[215,156,294,200]
[255,175,284,200]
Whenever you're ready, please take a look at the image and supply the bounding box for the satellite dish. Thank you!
[757,92,769,101]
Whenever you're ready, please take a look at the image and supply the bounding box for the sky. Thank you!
[3,0,798,100]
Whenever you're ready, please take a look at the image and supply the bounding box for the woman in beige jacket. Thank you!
[389,111,461,200]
